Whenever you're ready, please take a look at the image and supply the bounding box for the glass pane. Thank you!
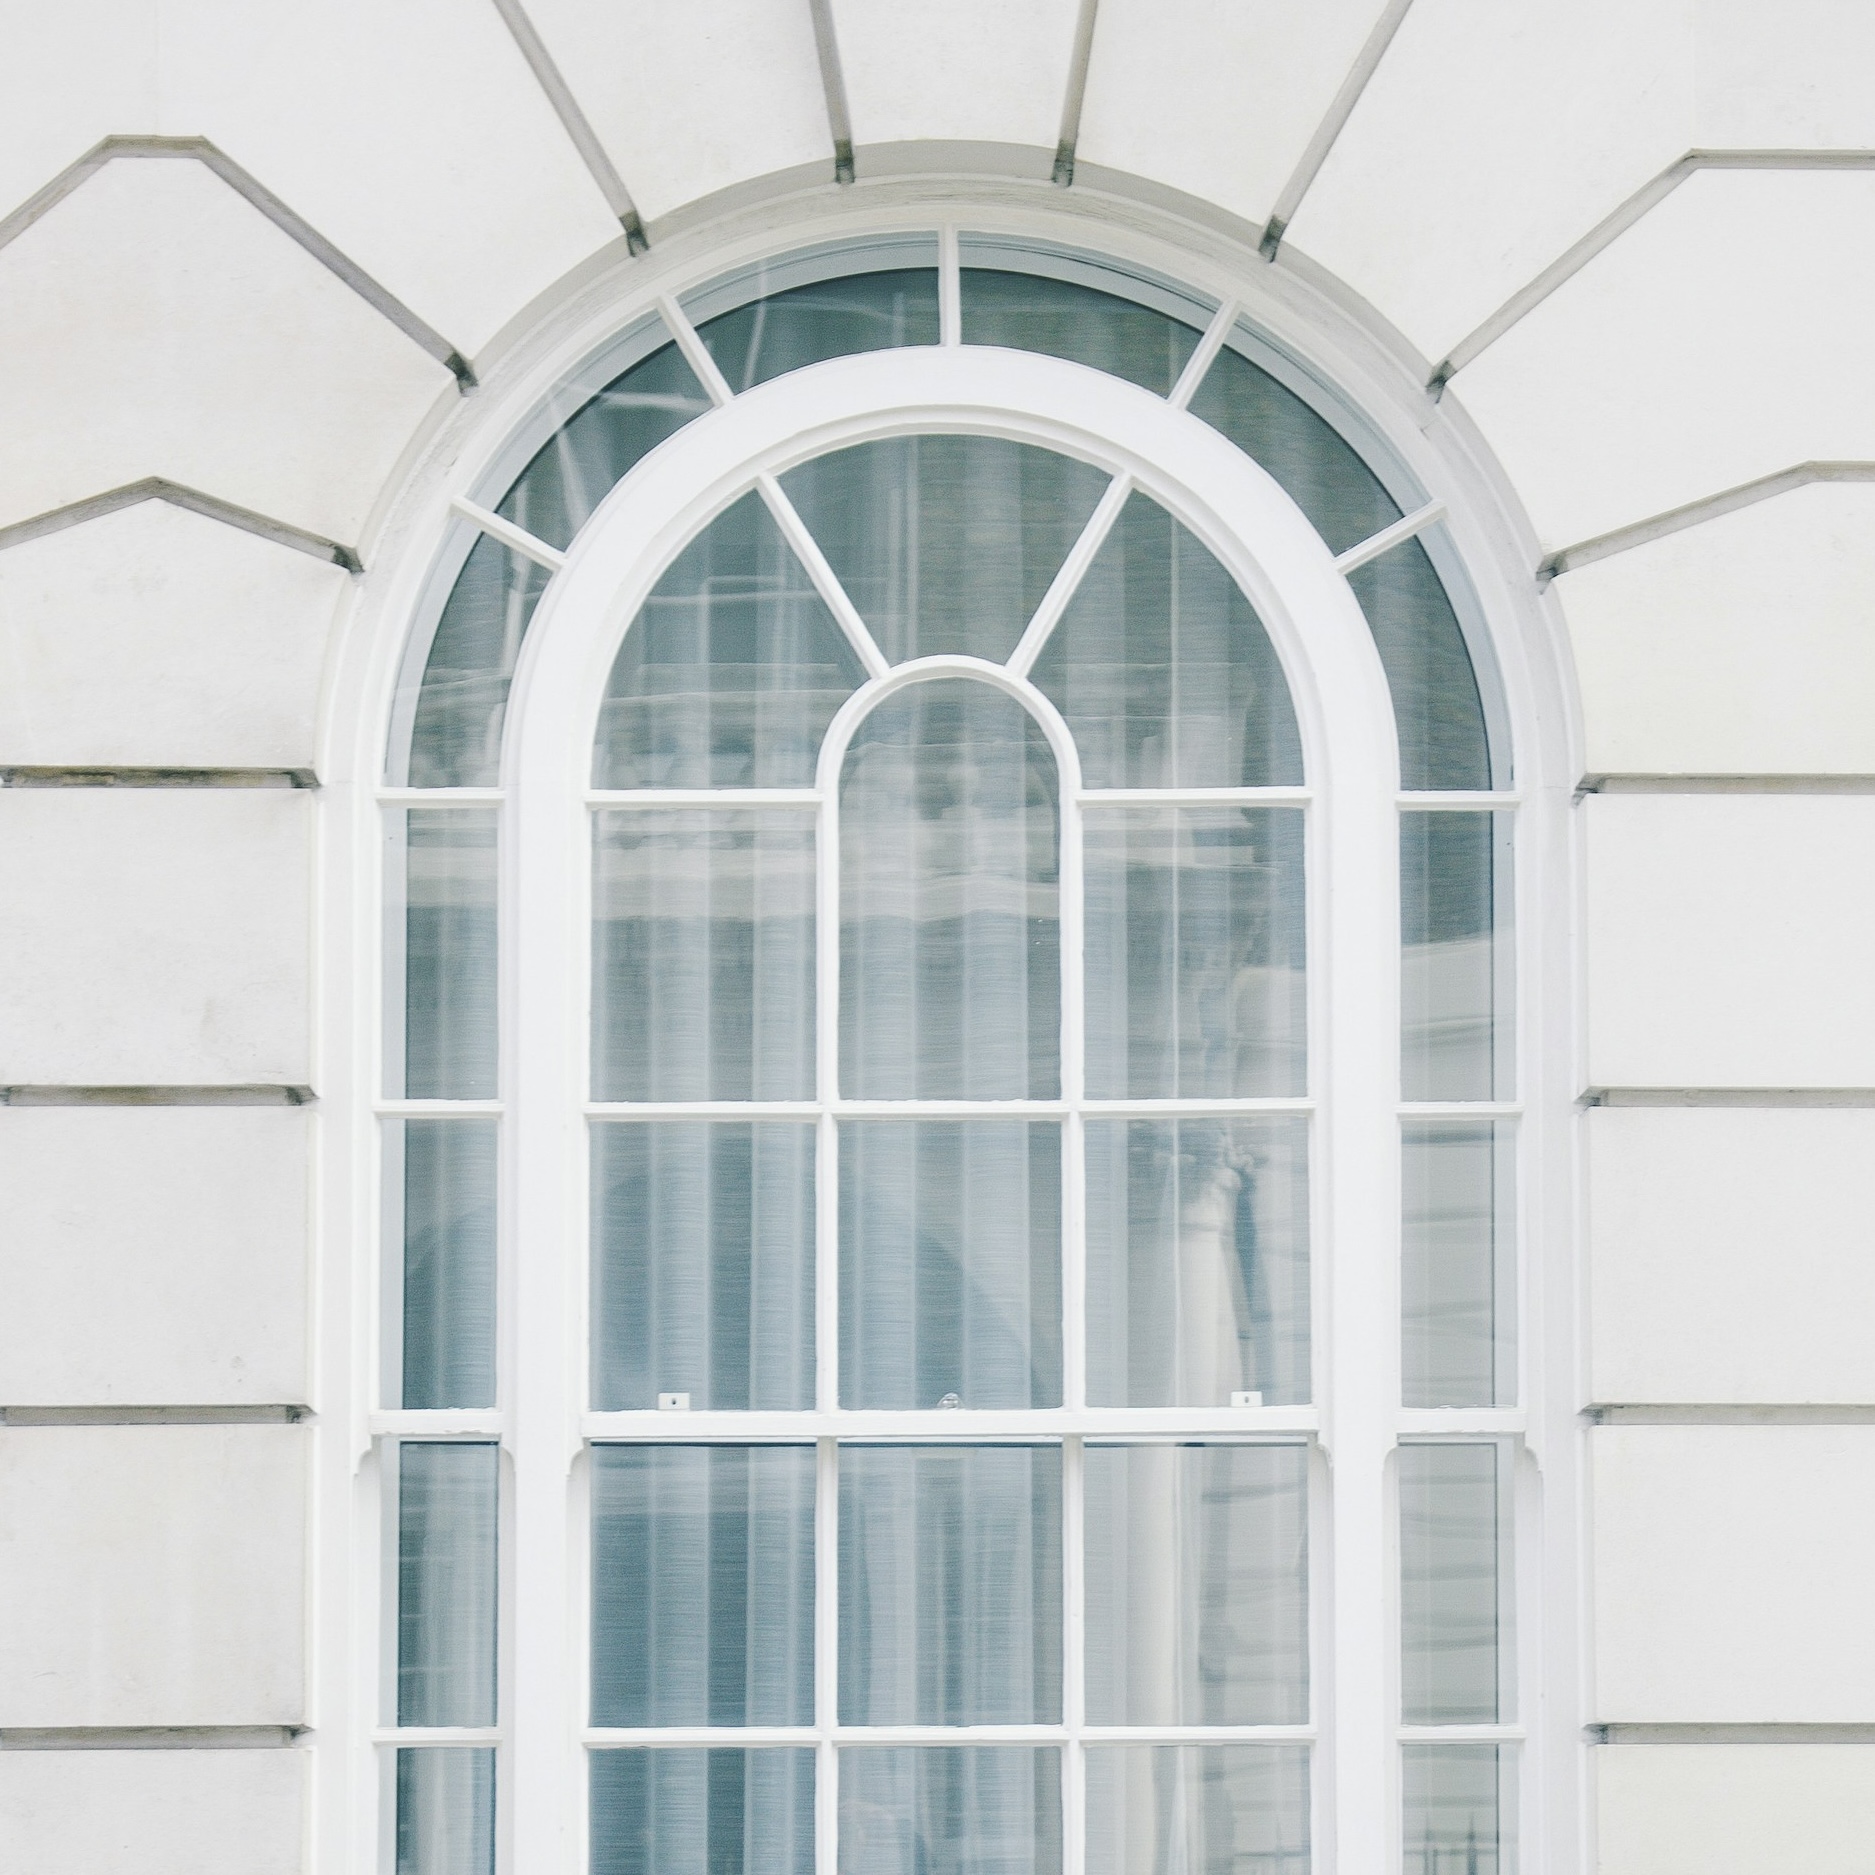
[961,266,1200,397]
[1085,1745,1311,1875]
[1399,1444,1509,1725]
[498,337,709,552]
[696,268,940,392]
[391,1118,497,1410]
[388,809,497,1100]
[840,1121,1061,1410]
[591,1122,814,1412]
[780,436,1108,666]
[592,810,815,1102]
[1401,813,1512,1102]
[1403,1124,1514,1409]
[1085,1444,1309,1726]
[396,1748,495,1875]
[594,490,865,790]
[839,1446,1062,1724]
[397,1443,498,1727]
[841,1748,1062,1875]
[1032,491,1302,789]
[1402,1745,1513,1875]
[1085,808,1305,1100]
[590,1749,814,1875]
[590,1445,814,1727]
[840,680,1060,1100]
[1086,1119,1309,1408]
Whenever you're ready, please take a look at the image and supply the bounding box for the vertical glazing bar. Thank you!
[939,224,962,346]
[1062,1433,1085,1875]
[815,1437,839,1875]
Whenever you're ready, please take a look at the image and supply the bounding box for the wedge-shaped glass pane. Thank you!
[390,1118,496,1410]
[841,681,1060,1100]
[591,1749,815,1875]
[1403,1745,1513,1875]
[592,810,815,1102]
[387,809,497,1099]
[397,1748,495,1875]
[1086,1444,1309,1726]
[840,1446,1062,1725]
[1087,1119,1309,1408]
[1085,1745,1311,1875]
[1403,1123,1514,1408]
[1399,1444,1511,1725]
[591,1122,814,1412]
[781,436,1108,666]
[590,1445,815,1727]
[594,491,865,790]
[397,1443,498,1727]
[1032,492,1302,788]
[696,268,940,392]
[840,1120,1062,1410]
[1401,812,1512,1102]
[841,1748,1062,1875]
[961,265,1201,397]
[1085,808,1305,1099]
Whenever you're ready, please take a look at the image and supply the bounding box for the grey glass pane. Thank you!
[780,436,1109,666]
[839,1446,1062,1725]
[591,1750,815,1875]
[841,1748,1062,1875]
[391,809,497,1100]
[1086,1119,1309,1409]
[1085,1746,1310,1875]
[397,1443,498,1728]
[1032,492,1302,788]
[697,269,940,392]
[591,1123,814,1412]
[1402,1746,1512,1875]
[1085,808,1305,1100]
[840,1121,1062,1410]
[961,268,1199,397]
[1401,813,1511,1102]
[395,1118,497,1411]
[1399,1445,1508,1725]
[840,681,1060,1100]
[590,1445,815,1728]
[1403,1125,1513,1409]
[397,1748,495,1875]
[594,490,866,790]
[1085,1444,1309,1726]
[592,810,815,1102]
[498,338,710,552]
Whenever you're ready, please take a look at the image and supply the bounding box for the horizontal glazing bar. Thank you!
[1078,788,1313,806]
[1396,1415,1523,1437]
[1397,1726,1525,1743]
[586,789,823,807]
[583,1726,1317,1747]
[586,1099,1315,1119]
[582,1409,1318,1441]
[372,1413,505,1439]
[377,789,506,806]
[374,1729,503,1746]
[1397,793,1521,809]
[1397,1102,1521,1118]
[376,1100,504,1118]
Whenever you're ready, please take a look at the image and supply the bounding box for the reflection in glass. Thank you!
[1085,1745,1310,1875]
[592,811,815,1102]
[594,491,865,790]
[1085,809,1305,1100]
[696,268,940,392]
[1403,1745,1512,1875]
[841,1121,1061,1410]
[394,1118,497,1410]
[841,1748,1062,1875]
[1033,492,1302,789]
[590,1750,815,1875]
[1399,1445,1509,1725]
[1086,1119,1308,1408]
[591,1123,814,1412]
[1401,813,1511,1102]
[781,436,1109,666]
[1403,1125,1513,1409]
[590,1445,814,1727]
[839,1446,1062,1725]
[397,1443,498,1727]
[961,263,1201,397]
[390,809,497,1100]
[840,681,1060,1100]
[397,1748,495,1875]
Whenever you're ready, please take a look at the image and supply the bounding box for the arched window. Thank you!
[377,235,1524,1875]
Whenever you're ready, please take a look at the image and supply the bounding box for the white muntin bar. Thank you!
[1080,787,1312,806]
[1167,297,1240,411]
[938,224,961,346]
[580,1723,1317,1747]
[374,1727,504,1747]
[580,1410,1319,1442]
[1007,472,1132,679]
[375,1099,504,1118]
[378,787,507,806]
[585,787,821,808]
[448,495,567,574]
[656,291,735,409]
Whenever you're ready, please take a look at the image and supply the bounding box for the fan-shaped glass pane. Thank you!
[961,265,1202,398]
[696,268,940,393]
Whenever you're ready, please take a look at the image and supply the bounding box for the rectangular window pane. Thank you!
[1085,1444,1308,1725]
[397,1443,498,1728]
[1399,1445,1511,1724]
[1085,1745,1310,1875]
[591,1122,814,1411]
[1403,1745,1513,1875]
[389,1118,497,1410]
[592,810,815,1102]
[1087,1118,1309,1408]
[590,1748,814,1875]
[1403,1123,1514,1408]
[1086,808,1305,1100]
[840,1746,1062,1875]
[840,1446,1062,1724]
[1401,812,1512,1101]
[840,1121,1062,1410]
[590,1445,814,1727]
[388,808,497,1100]
[396,1747,495,1875]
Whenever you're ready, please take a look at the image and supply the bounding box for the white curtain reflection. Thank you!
[589,1750,815,1875]
[1400,813,1510,1102]
[1399,1445,1508,1725]
[392,808,498,1100]
[1085,1746,1309,1875]
[397,1443,498,1728]
[1402,1745,1510,1875]
[1402,1125,1512,1409]
[840,1748,1062,1875]
[396,1747,495,1875]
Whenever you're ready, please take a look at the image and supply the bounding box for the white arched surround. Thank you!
[322,192,1581,1875]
